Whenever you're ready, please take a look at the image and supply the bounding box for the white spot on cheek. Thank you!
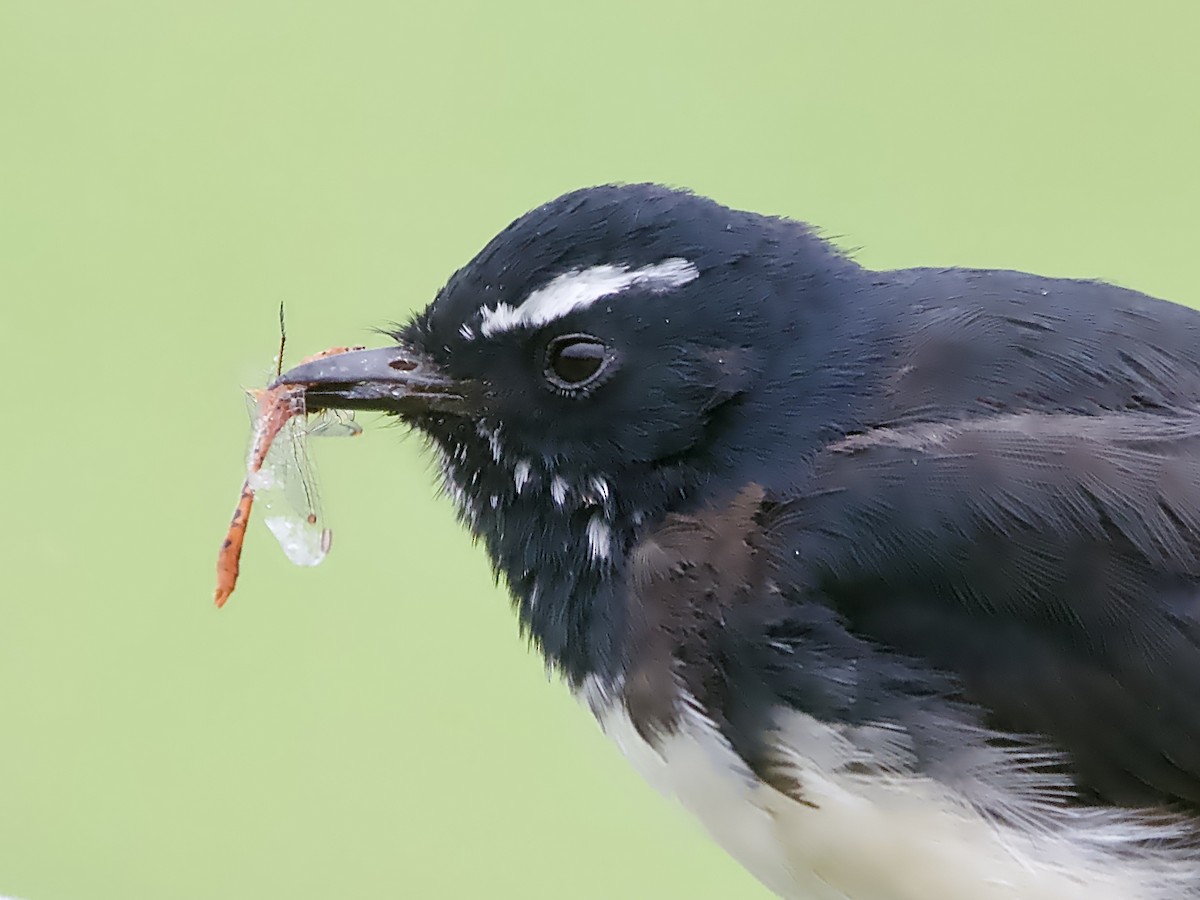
[479,258,699,337]
[588,475,611,505]
[586,515,612,562]
[551,476,569,508]
[476,420,504,464]
[514,459,532,493]
[458,323,476,341]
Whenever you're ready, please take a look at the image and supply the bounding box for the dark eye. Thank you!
[545,334,609,389]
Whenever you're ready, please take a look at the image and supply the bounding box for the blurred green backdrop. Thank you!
[2,2,1198,898]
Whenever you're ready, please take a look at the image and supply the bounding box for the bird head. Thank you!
[278,183,863,681]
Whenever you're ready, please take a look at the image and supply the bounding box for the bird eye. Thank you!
[545,334,609,390]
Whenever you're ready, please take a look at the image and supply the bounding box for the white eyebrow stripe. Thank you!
[479,258,699,337]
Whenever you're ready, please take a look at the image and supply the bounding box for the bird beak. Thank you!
[274,345,471,416]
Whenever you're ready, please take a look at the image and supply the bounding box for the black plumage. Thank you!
[277,183,1200,899]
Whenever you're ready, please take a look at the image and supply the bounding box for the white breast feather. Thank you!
[580,680,1200,900]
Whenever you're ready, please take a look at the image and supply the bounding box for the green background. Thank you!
[3,2,1198,898]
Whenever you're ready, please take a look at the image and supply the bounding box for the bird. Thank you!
[276,183,1200,900]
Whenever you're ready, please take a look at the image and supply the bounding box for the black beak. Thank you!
[274,345,471,415]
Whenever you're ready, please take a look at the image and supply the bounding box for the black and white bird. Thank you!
[278,183,1200,900]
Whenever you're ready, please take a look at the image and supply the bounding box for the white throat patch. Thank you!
[479,258,699,337]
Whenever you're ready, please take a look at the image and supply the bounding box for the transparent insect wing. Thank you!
[254,391,332,567]
[215,345,365,608]
[305,408,363,439]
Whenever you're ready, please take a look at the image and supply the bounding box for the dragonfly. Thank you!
[214,345,363,608]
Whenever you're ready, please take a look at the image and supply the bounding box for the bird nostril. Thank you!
[388,357,418,371]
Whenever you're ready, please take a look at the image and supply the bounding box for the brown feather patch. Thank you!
[621,484,772,742]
